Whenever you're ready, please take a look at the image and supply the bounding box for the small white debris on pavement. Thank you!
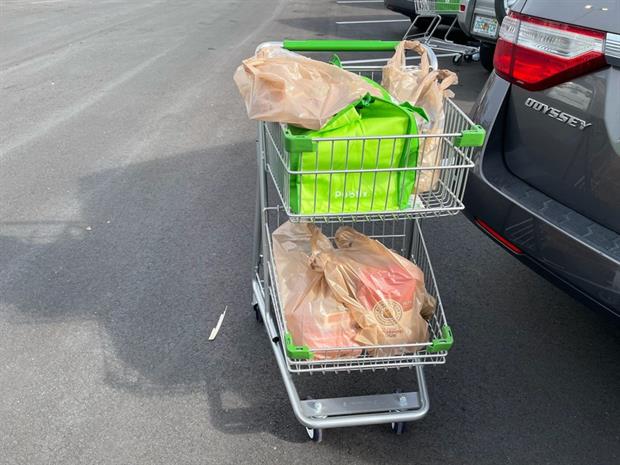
[208,306,228,341]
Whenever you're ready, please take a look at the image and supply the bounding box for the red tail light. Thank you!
[494,12,607,91]
[475,219,523,254]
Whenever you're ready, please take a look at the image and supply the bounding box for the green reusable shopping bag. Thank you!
[286,95,427,215]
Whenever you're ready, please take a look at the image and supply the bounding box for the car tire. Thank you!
[480,43,495,72]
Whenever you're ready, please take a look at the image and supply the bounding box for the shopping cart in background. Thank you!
[404,0,480,63]
[250,39,484,441]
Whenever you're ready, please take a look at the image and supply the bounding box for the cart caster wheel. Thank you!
[306,427,323,442]
[391,422,407,435]
[452,55,463,65]
[253,303,263,323]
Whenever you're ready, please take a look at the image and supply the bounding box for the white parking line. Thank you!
[336,1,383,4]
[29,0,68,4]
[336,18,410,24]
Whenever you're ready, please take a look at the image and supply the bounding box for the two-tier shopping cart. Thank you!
[404,0,479,64]
[250,40,484,441]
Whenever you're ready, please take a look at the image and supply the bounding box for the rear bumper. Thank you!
[460,0,498,43]
[464,73,620,316]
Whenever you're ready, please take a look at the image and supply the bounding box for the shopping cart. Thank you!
[404,0,479,63]
[250,40,484,441]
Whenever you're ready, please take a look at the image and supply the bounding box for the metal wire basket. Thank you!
[260,69,481,223]
[262,206,451,374]
[405,1,480,61]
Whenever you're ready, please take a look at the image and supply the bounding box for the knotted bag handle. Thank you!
[388,40,431,76]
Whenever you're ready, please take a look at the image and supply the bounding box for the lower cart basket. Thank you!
[263,206,452,374]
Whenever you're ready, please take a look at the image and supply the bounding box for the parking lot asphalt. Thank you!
[1,1,619,464]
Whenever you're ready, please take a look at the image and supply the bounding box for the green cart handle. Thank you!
[283,40,401,52]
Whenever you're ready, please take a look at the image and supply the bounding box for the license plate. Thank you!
[473,15,498,38]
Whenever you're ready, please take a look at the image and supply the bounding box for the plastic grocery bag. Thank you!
[317,227,436,352]
[287,95,428,214]
[272,221,361,359]
[234,46,383,130]
[381,41,458,193]
[381,40,431,102]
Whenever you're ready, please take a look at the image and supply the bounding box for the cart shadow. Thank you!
[0,144,326,443]
[2,144,619,458]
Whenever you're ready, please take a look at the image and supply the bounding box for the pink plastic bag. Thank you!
[316,227,436,351]
[272,222,436,358]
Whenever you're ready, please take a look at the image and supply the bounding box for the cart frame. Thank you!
[404,0,480,63]
[249,40,482,440]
